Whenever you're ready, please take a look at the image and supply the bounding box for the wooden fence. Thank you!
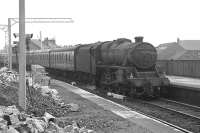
[157,60,200,78]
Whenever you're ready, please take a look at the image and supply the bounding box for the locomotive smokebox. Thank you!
[135,36,143,43]
[99,37,157,69]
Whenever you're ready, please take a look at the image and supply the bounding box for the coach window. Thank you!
[52,53,53,65]
[58,53,59,63]
[55,53,57,64]
[57,53,59,63]
[53,53,55,65]
[65,53,67,62]
[62,53,64,63]
[56,53,59,63]
[66,53,68,62]
[58,53,60,63]
[60,53,62,63]
[43,54,44,64]
[52,53,53,63]
[54,53,56,64]
[54,53,55,63]
[69,53,71,62]
[68,53,70,62]
[54,53,56,63]
[63,53,65,63]
[56,53,58,63]
[55,53,57,63]
[44,54,46,64]
[63,53,65,64]
[45,54,46,64]
[69,53,70,62]
[65,53,66,61]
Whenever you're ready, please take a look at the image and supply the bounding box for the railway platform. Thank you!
[167,75,200,90]
[51,79,188,133]
[165,75,200,106]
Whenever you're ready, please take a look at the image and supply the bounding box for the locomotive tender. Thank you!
[3,36,169,98]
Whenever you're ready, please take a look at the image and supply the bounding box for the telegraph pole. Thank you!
[8,19,12,70]
[40,31,42,49]
[19,0,26,110]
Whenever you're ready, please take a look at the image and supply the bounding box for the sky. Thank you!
[0,0,200,49]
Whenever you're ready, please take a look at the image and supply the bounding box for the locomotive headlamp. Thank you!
[127,73,134,79]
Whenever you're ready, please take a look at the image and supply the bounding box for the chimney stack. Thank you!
[135,36,143,43]
[177,37,180,44]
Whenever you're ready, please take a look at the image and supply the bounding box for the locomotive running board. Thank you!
[97,65,132,69]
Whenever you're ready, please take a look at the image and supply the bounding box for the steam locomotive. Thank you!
[1,36,169,98]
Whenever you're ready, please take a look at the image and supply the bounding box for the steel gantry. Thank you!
[7,17,73,71]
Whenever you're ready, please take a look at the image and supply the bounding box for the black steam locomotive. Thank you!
[2,37,169,98]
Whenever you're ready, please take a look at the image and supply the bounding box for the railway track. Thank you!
[123,98,200,133]
[141,98,200,121]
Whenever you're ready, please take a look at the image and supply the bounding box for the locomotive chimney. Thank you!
[134,36,143,43]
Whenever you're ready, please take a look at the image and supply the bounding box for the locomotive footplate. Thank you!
[128,77,169,87]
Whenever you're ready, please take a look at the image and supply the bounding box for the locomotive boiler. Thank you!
[98,37,157,69]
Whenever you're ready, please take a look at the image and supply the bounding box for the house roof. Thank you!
[30,39,41,49]
[29,39,60,49]
[157,42,186,60]
[179,40,200,50]
[157,40,200,60]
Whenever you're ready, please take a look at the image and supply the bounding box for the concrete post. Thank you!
[19,0,26,110]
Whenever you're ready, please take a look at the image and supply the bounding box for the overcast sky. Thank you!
[0,0,200,49]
